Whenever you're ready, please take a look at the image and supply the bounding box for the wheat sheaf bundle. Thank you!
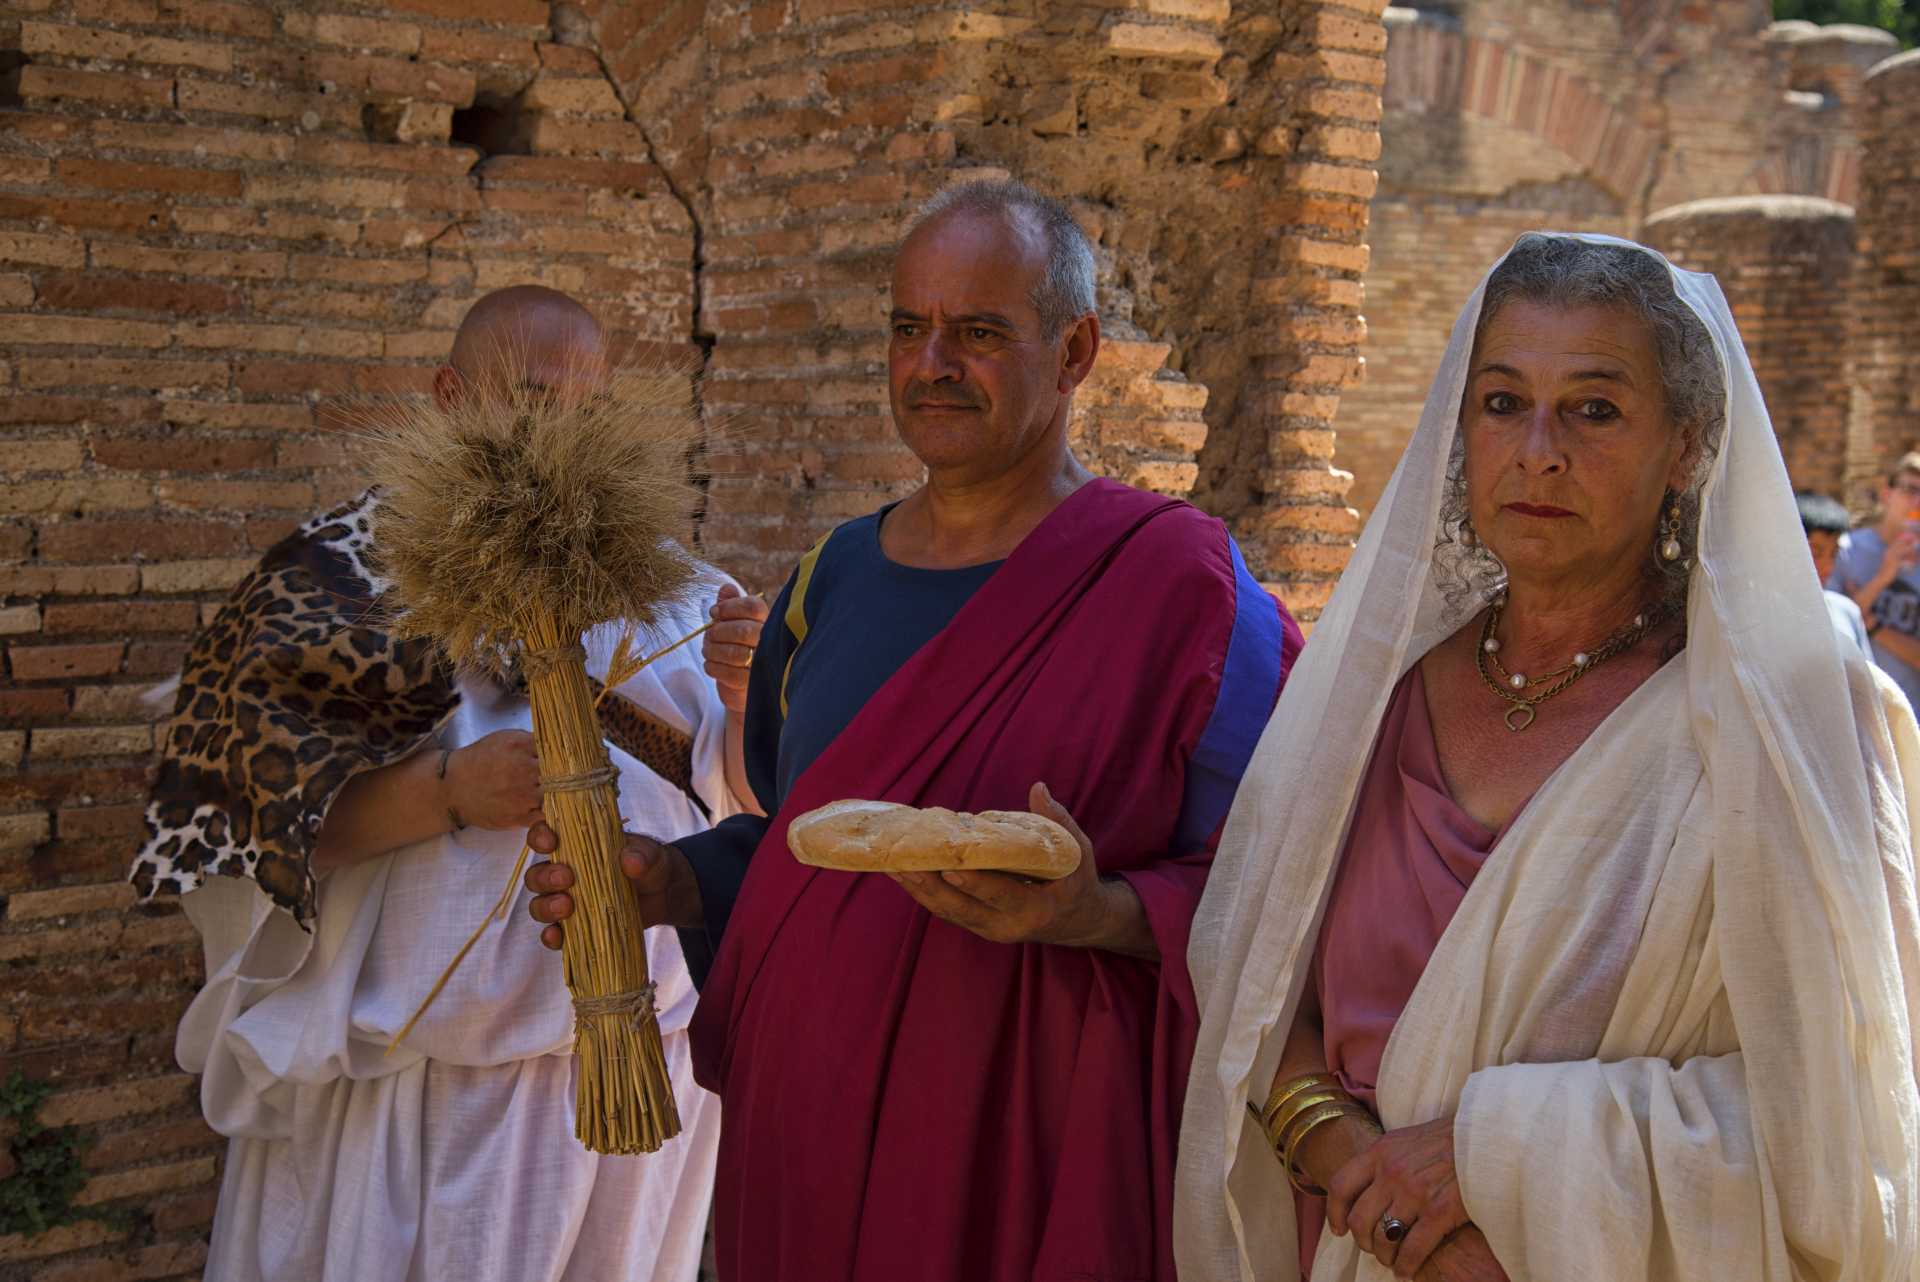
[367,364,703,669]
[360,352,705,1155]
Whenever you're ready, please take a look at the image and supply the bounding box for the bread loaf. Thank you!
[786,800,1082,880]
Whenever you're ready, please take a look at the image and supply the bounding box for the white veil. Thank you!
[1176,235,1920,1280]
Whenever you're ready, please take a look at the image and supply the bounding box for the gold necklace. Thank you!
[1475,593,1673,731]
[1485,646,1576,690]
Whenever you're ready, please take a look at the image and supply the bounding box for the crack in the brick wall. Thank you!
[637,136,712,359]
[632,124,716,544]
[570,40,716,545]
[423,218,468,251]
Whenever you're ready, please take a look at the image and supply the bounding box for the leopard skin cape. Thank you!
[128,488,700,928]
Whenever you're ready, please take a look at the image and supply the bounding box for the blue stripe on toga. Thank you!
[1175,534,1287,851]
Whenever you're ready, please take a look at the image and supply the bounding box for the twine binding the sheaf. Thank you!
[520,641,588,678]
[539,764,620,795]
[573,983,660,1065]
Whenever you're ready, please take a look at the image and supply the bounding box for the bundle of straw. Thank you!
[361,357,703,1154]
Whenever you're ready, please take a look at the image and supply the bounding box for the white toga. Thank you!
[177,599,738,1282]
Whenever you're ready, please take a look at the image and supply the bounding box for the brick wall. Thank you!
[0,1,1387,1275]
[1337,1,1884,521]
[0,4,702,1276]
[1642,194,1856,499]
[582,0,1384,614]
[1848,48,1920,497]
[928,1,1388,609]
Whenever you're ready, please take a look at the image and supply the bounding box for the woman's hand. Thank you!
[441,729,543,831]
[1412,1226,1508,1282]
[1327,1116,1469,1278]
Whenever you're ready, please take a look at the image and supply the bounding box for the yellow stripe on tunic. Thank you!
[780,534,830,716]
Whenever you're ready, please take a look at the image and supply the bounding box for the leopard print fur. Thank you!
[129,490,456,926]
[587,674,700,811]
[130,489,708,926]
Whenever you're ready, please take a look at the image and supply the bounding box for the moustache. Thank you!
[903,382,985,411]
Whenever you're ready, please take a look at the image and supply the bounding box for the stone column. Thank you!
[1223,2,1385,620]
[1848,49,1920,502]
[1760,19,1898,202]
[1641,194,1855,496]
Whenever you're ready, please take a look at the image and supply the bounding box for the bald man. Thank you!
[130,287,756,1282]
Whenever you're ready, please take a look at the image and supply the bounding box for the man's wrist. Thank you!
[661,842,705,930]
[1066,876,1153,958]
[1091,877,1131,948]
[1049,876,1115,949]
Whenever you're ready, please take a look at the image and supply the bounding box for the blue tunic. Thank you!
[674,501,1285,985]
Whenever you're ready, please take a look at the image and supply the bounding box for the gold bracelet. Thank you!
[1279,1098,1358,1156]
[1280,1100,1369,1195]
[1261,1069,1352,1140]
[1257,1071,1340,1132]
[1261,1089,1348,1151]
[1248,1096,1364,1195]
[1290,1097,1367,1174]
[1281,1108,1356,1198]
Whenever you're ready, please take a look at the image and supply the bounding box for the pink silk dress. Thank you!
[1297,665,1511,1276]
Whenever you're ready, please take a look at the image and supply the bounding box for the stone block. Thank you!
[1106,21,1224,62]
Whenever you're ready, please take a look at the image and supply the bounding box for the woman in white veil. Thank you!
[1175,233,1920,1281]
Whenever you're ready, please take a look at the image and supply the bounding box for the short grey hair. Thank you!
[910,179,1097,340]
[1476,234,1725,455]
[1436,233,1729,611]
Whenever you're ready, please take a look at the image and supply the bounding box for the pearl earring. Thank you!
[1659,501,1683,562]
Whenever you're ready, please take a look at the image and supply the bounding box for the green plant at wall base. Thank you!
[0,1072,88,1237]
[1774,0,1920,46]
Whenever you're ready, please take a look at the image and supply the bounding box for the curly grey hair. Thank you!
[909,179,1096,341]
[1434,233,1728,612]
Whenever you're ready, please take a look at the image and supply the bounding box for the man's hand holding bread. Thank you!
[876,783,1155,959]
[526,781,1158,960]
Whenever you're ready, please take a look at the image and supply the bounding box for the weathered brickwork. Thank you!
[1849,49,1920,496]
[925,1,1387,606]
[581,0,1384,613]
[1336,2,1898,519]
[1642,195,1856,498]
[0,1,1386,1275]
[0,3,699,1276]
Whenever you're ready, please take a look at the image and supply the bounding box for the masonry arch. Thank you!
[1381,9,1658,210]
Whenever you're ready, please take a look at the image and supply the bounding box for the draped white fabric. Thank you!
[1174,236,1920,1282]
[178,587,740,1282]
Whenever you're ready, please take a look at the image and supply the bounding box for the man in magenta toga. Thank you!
[525,178,1301,1281]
